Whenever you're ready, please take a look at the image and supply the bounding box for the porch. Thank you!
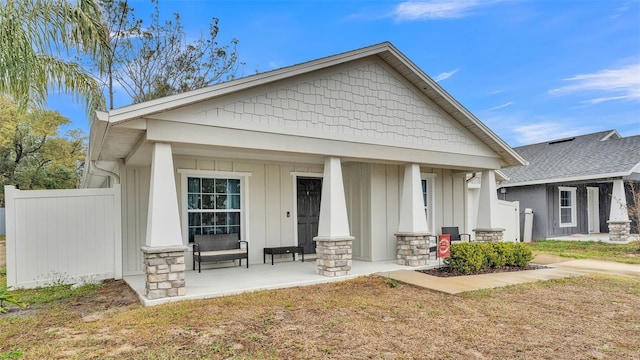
[124,258,442,306]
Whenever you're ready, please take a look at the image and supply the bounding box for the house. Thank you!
[82,42,526,300]
[498,130,640,241]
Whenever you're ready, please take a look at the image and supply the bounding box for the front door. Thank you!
[297,177,322,254]
[587,187,600,233]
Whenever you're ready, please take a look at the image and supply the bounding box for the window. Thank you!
[187,177,241,242]
[559,187,577,227]
[421,175,435,230]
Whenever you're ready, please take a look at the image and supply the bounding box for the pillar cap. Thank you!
[473,228,505,232]
[313,236,355,242]
[606,220,631,224]
[394,232,431,236]
[141,245,188,254]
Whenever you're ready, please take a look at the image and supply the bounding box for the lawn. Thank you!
[1,240,639,359]
[528,240,640,264]
[1,269,639,359]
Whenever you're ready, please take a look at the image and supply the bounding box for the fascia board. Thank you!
[500,172,631,188]
[387,46,528,168]
[89,110,109,162]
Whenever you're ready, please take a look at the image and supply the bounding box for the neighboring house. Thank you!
[498,130,640,241]
[82,42,526,300]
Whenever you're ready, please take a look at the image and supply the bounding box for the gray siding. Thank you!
[503,185,548,240]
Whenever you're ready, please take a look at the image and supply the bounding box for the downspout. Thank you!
[90,161,121,185]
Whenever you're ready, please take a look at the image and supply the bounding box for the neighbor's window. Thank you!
[187,177,241,242]
[559,187,577,227]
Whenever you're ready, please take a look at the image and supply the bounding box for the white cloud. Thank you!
[393,1,481,21]
[433,68,458,82]
[548,64,640,103]
[512,122,596,145]
[485,101,513,111]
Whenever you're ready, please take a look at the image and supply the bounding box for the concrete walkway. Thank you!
[380,254,640,295]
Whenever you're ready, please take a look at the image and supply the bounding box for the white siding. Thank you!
[5,185,121,288]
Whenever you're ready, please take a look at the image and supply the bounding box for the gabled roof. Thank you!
[500,130,640,187]
[88,42,526,170]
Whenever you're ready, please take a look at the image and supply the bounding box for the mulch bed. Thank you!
[418,264,550,277]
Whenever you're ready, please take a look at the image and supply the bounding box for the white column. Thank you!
[146,143,182,247]
[397,164,429,234]
[476,170,500,229]
[609,179,629,222]
[316,157,352,238]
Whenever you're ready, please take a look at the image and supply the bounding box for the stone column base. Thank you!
[608,220,631,242]
[314,236,354,277]
[395,232,430,266]
[141,245,188,300]
[473,228,505,242]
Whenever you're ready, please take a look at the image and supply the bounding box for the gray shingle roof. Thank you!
[501,130,640,186]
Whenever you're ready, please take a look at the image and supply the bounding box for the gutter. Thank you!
[89,161,120,184]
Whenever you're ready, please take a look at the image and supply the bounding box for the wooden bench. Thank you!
[192,233,248,272]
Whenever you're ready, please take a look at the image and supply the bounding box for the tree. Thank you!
[0,0,110,113]
[99,0,240,105]
[0,97,86,203]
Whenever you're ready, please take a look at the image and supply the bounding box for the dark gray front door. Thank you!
[297,177,322,254]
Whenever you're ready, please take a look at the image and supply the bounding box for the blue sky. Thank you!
[48,0,640,146]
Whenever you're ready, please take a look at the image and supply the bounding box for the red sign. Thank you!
[438,234,451,259]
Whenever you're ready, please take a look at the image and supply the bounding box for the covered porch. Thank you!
[124,258,442,306]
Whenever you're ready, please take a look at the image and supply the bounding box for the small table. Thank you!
[263,246,304,265]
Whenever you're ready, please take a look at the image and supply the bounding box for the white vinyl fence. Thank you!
[496,199,520,242]
[4,185,122,288]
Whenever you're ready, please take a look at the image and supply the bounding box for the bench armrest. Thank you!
[238,240,249,252]
[193,243,200,254]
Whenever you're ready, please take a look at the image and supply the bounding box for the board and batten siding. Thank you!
[121,155,470,272]
[120,156,324,274]
[4,185,122,288]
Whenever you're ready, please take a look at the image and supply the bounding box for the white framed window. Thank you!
[179,170,251,244]
[421,173,436,231]
[559,187,577,227]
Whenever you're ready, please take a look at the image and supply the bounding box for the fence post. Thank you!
[113,184,123,280]
[4,186,16,287]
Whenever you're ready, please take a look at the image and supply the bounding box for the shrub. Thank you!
[510,243,533,267]
[444,242,533,273]
[491,242,515,268]
[444,242,484,274]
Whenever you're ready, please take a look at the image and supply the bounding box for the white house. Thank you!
[83,42,526,300]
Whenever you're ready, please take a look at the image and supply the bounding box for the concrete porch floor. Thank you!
[125,258,443,306]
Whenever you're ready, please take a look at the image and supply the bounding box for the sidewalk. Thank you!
[380,254,639,295]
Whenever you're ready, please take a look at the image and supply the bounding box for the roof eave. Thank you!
[499,171,632,188]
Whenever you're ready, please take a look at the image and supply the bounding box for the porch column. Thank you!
[473,170,504,242]
[608,179,631,242]
[395,164,430,266]
[314,157,354,277]
[141,142,187,300]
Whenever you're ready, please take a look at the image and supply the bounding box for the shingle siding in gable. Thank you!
[211,61,490,156]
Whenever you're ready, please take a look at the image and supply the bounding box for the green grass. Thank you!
[0,265,102,309]
[528,240,640,264]
[0,267,5,288]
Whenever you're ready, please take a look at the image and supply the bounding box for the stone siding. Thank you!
[608,221,631,242]
[474,229,505,242]
[315,238,353,277]
[396,233,429,266]
[142,246,187,300]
